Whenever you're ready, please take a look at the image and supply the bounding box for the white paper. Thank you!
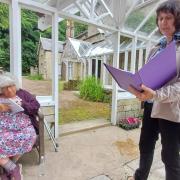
[0,98,24,114]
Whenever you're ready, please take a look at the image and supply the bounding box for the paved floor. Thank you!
[20,123,164,180]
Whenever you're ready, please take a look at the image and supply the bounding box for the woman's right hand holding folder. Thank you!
[128,84,156,102]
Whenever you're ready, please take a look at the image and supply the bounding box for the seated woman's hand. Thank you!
[0,103,11,112]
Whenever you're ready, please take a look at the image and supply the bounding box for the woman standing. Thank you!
[128,1,180,180]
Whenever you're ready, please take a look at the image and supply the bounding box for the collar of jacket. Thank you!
[159,32,180,49]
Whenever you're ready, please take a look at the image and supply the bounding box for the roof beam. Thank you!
[58,10,118,32]
[90,0,95,19]
[84,0,90,13]
[95,12,109,21]
[18,0,56,14]
[74,1,90,18]
[100,0,113,17]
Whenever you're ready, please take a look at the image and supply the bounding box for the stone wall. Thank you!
[117,98,142,122]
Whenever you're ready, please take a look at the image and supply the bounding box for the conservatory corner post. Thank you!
[111,31,120,125]
[9,0,22,85]
[52,11,59,138]
[130,36,137,73]
[124,51,128,71]
[102,55,106,86]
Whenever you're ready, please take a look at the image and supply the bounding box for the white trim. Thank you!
[9,0,22,85]
[18,0,55,14]
[111,31,120,125]
[102,55,106,86]
[88,59,91,76]
[124,51,128,71]
[52,12,59,138]
[90,0,95,20]
[130,36,137,73]
[100,0,113,17]
[138,48,143,70]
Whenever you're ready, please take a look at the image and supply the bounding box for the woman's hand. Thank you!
[128,84,156,101]
[0,104,11,112]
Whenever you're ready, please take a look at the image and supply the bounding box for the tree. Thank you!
[0,3,9,71]
[0,3,87,73]
[21,9,40,73]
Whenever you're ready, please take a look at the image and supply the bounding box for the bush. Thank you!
[103,89,112,103]
[63,80,81,90]
[79,76,105,102]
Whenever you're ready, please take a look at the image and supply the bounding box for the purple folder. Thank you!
[104,41,177,91]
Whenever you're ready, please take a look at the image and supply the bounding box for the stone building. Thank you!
[38,37,64,80]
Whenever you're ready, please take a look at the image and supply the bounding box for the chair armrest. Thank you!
[37,111,44,121]
[37,110,45,164]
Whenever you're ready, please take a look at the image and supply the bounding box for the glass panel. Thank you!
[69,38,92,57]
[124,1,158,32]
[138,14,156,35]
[151,30,162,41]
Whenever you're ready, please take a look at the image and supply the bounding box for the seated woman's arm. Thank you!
[16,89,40,115]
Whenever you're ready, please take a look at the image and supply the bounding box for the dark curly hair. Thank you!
[156,0,180,32]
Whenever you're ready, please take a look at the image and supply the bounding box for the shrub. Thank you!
[103,89,112,103]
[79,76,105,102]
[63,80,81,90]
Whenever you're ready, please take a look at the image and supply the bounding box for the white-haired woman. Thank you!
[0,72,40,180]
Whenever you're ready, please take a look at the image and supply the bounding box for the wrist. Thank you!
[151,91,157,101]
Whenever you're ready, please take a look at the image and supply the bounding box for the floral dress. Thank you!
[0,96,37,158]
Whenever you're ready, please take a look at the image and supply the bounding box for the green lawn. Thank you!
[59,99,110,124]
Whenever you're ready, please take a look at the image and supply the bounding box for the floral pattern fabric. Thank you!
[0,97,37,158]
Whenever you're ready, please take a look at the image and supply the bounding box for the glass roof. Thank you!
[68,38,92,57]
[64,37,148,59]
[32,0,163,41]
[124,1,157,32]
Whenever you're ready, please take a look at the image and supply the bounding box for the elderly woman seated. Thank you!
[0,72,40,180]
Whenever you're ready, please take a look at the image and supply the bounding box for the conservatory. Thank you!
[0,0,165,138]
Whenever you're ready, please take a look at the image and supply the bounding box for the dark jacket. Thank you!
[16,89,40,133]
